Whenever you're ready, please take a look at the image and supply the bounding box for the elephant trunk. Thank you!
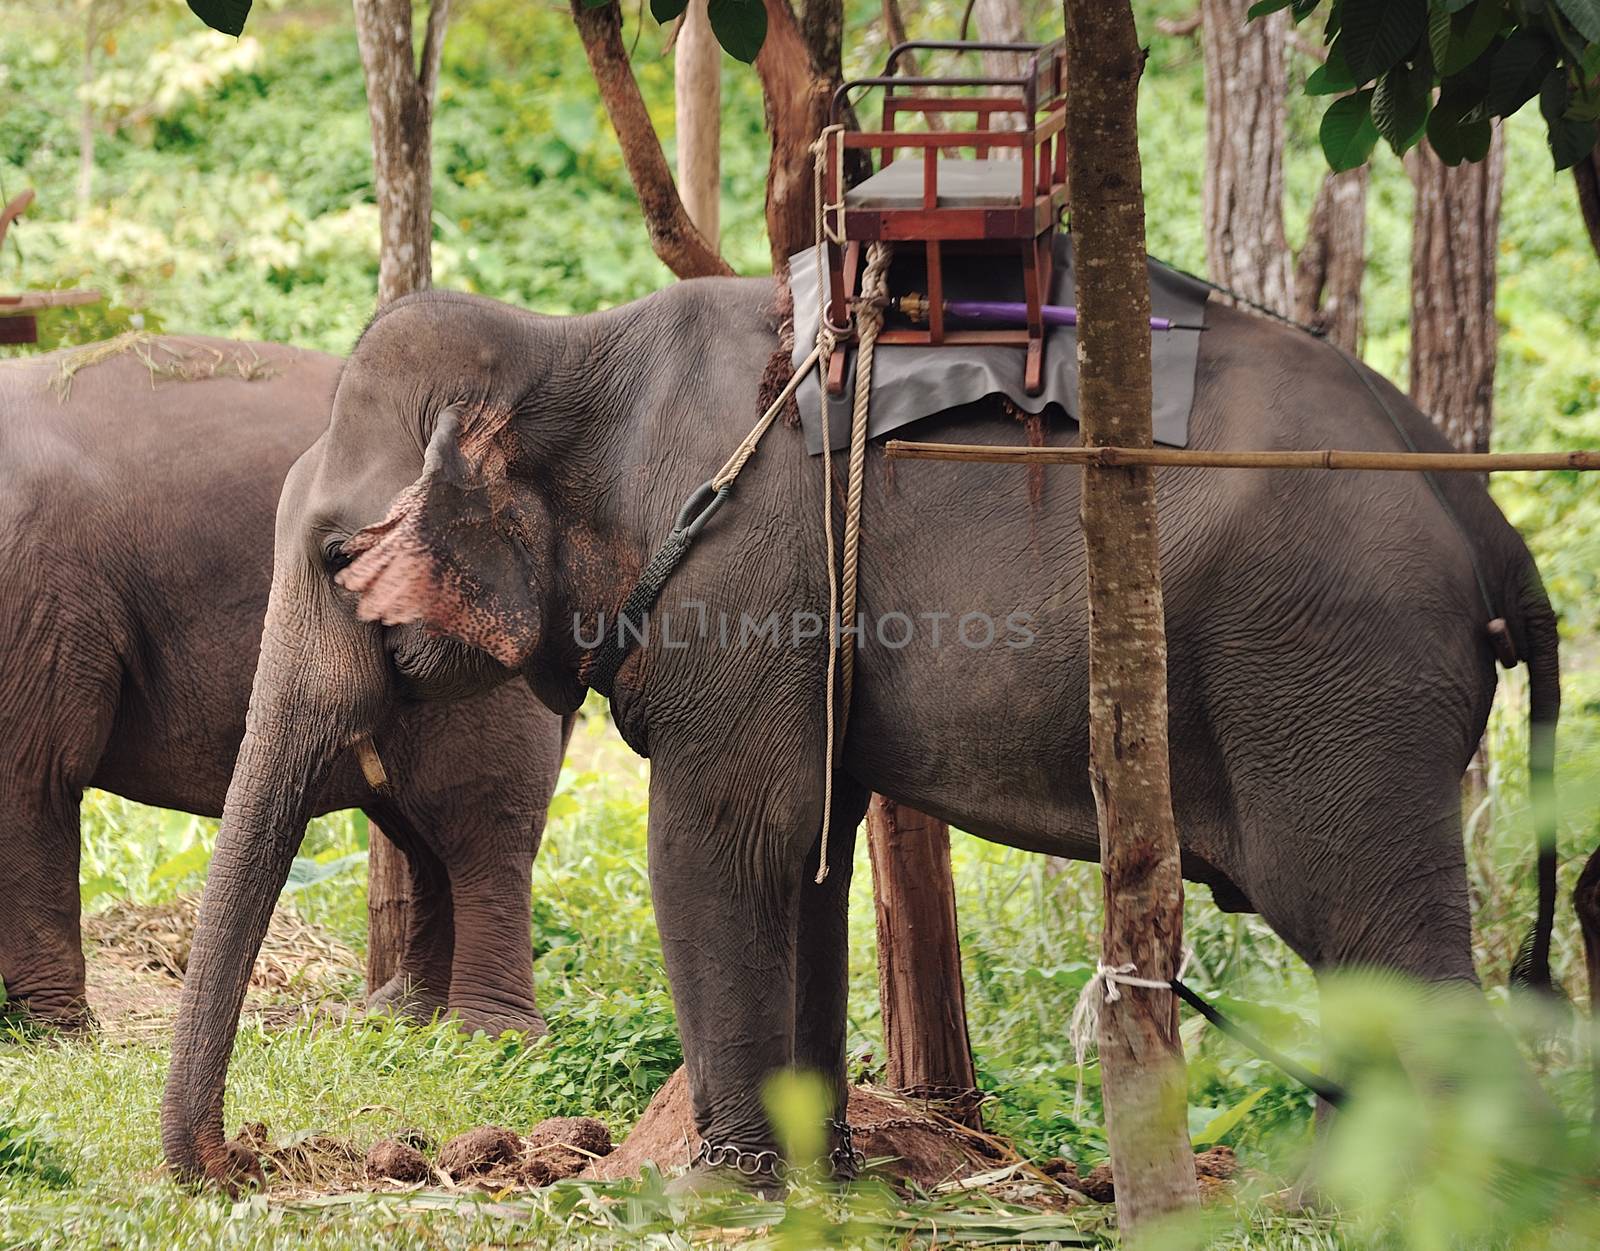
[162,572,382,1185]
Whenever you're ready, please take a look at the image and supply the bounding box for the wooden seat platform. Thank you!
[821,39,1067,396]
[844,157,1026,209]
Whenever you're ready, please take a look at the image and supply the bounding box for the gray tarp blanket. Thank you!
[789,236,1212,453]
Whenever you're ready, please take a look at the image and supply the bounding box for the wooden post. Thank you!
[1064,0,1198,1234]
[365,821,409,994]
[866,796,983,1129]
[675,0,721,248]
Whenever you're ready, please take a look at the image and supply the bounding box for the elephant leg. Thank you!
[0,787,90,1029]
[361,805,452,1024]
[794,775,868,1171]
[649,748,824,1192]
[443,842,542,1038]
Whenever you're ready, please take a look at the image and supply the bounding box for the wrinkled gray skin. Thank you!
[163,285,1562,1188]
[0,337,566,1033]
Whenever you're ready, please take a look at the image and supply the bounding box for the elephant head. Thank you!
[160,294,599,1187]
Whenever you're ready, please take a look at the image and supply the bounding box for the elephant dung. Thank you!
[366,1138,432,1184]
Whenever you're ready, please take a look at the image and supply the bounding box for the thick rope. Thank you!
[813,130,843,884]
[711,341,823,491]
[838,242,893,714]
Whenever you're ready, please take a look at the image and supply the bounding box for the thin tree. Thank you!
[1293,166,1368,351]
[1408,133,1506,457]
[674,0,721,246]
[1064,0,1198,1233]
[349,0,453,988]
[1201,0,1292,314]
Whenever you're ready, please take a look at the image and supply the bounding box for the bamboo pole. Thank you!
[883,440,1600,472]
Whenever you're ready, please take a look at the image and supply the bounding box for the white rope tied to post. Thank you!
[1068,949,1192,1114]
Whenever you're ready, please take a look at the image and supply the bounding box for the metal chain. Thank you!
[692,1139,786,1181]
[691,1119,866,1184]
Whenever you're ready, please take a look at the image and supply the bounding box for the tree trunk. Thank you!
[1408,131,1505,457]
[866,797,983,1129]
[351,0,453,986]
[352,0,450,307]
[1200,0,1292,315]
[1064,0,1198,1235]
[1293,167,1368,352]
[754,0,839,264]
[972,0,1028,141]
[364,820,410,994]
[1408,129,1504,813]
[573,0,730,279]
[1575,140,1600,264]
[674,0,721,246]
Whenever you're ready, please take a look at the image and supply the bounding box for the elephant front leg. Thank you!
[0,789,92,1031]
[795,775,868,1178]
[649,757,821,1193]
[446,847,544,1038]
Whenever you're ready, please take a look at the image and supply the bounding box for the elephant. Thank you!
[162,282,1564,1189]
[0,335,566,1034]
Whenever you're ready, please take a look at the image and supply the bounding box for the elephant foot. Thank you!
[365,973,448,1025]
[2,995,97,1038]
[666,1160,785,1202]
[447,995,548,1040]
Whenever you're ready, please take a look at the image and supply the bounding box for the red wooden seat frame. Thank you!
[821,39,1068,396]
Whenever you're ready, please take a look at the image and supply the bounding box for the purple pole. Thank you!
[946,299,1177,332]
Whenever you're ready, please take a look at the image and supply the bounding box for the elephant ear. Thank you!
[338,410,542,669]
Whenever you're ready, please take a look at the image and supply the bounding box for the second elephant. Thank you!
[0,336,566,1034]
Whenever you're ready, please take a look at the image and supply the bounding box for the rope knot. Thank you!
[1066,950,1193,1114]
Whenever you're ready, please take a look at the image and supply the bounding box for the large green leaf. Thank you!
[706,0,766,63]
[1339,0,1427,81]
[1485,28,1556,117]
[1320,89,1381,169]
[1550,116,1600,169]
[1554,0,1600,42]
[186,0,251,37]
[1306,40,1357,94]
[1440,1,1506,77]
[1372,57,1433,153]
[650,0,690,21]
[1192,1088,1271,1147]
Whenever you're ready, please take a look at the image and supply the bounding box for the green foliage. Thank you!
[1263,1,1600,170]
[0,1106,72,1189]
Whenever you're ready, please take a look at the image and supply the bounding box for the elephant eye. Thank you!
[324,540,354,575]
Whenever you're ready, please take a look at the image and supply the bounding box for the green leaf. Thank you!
[1339,0,1427,81]
[1459,114,1493,159]
[185,0,251,36]
[1320,89,1382,169]
[1553,0,1600,42]
[1486,29,1556,117]
[1428,3,1453,70]
[1426,96,1466,162]
[281,852,367,895]
[1306,40,1357,93]
[650,0,690,21]
[1540,68,1572,124]
[150,844,210,884]
[706,0,766,62]
[1373,58,1433,153]
[1550,116,1599,168]
[1440,1,1506,76]
[1192,1088,1271,1147]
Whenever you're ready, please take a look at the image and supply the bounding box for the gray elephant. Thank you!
[0,335,566,1034]
[162,284,1564,1189]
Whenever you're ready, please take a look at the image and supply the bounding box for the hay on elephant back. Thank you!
[49,332,278,399]
[83,894,359,995]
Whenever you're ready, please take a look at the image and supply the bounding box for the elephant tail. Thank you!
[1508,561,1562,994]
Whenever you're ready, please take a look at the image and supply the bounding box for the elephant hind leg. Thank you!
[0,788,91,1028]
[1574,845,1600,1126]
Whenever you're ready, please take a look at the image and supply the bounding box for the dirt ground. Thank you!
[78,899,1236,1207]
[81,895,358,1041]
